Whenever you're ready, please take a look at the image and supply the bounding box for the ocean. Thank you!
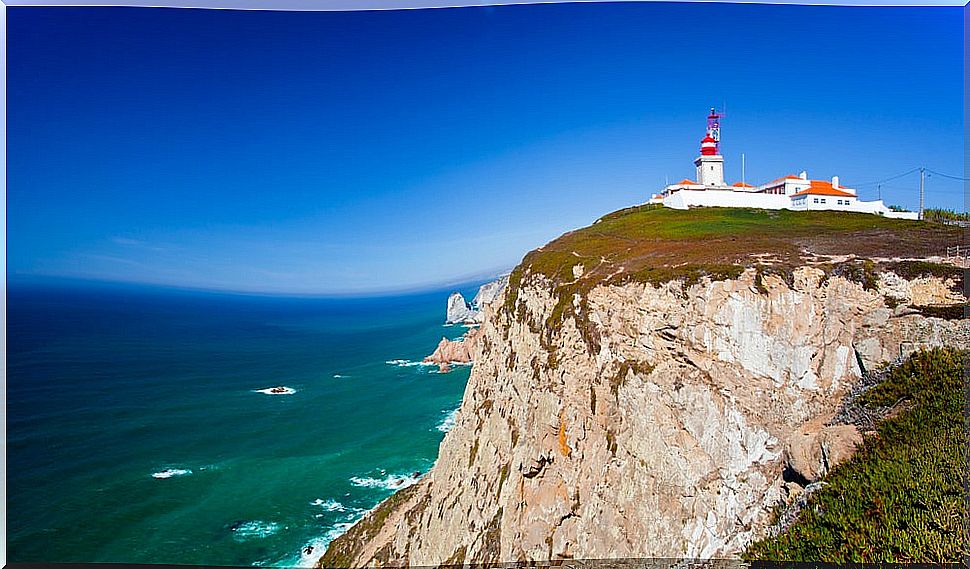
[6,278,482,566]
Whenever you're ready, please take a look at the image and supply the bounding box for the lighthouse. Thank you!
[694,108,725,187]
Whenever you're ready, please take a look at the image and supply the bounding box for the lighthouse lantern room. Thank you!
[694,108,725,187]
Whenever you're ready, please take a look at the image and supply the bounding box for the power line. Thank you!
[850,167,921,187]
[925,169,970,182]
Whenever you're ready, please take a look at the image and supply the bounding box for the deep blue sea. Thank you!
[6,279,480,566]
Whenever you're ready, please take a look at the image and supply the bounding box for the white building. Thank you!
[649,111,919,220]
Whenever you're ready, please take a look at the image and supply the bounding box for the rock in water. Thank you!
[472,275,510,310]
[424,329,482,367]
[445,292,477,324]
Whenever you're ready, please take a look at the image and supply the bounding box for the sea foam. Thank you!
[349,471,421,491]
[230,520,283,542]
[152,468,192,479]
[310,498,347,512]
[287,520,357,568]
[254,386,296,395]
[435,408,459,432]
[385,359,436,368]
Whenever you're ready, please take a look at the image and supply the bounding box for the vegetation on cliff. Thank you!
[318,483,425,568]
[514,206,960,289]
[502,206,963,358]
[923,207,970,224]
[745,347,969,562]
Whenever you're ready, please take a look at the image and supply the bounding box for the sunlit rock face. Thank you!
[445,276,510,325]
[320,266,968,567]
[445,292,476,325]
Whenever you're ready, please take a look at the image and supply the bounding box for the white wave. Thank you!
[310,498,346,512]
[332,374,347,379]
[435,408,459,433]
[273,498,380,568]
[254,386,296,395]
[385,359,437,368]
[152,468,192,479]
[349,471,421,491]
[230,520,283,542]
[293,522,355,567]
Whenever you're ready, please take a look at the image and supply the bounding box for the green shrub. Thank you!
[744,348,968,562]
[923,208,970,223]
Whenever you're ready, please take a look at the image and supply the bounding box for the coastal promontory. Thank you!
[319,206,967,565]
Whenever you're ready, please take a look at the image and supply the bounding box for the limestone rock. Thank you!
[472,275,510,310]
[320,264,969,567]
[785,423,863,483]
[424,329,482,368]
[445,276,509,325]
[445,292,476,324]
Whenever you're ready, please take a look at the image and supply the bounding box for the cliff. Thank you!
[445,276,511,325]
[320,207,967,566]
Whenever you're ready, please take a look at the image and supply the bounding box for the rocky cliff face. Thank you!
[445,276,511,325]
[320,264,966,566]
[473,275,511,310]
[445,292,477,325]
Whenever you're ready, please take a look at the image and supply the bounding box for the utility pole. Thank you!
[919,167,925,220]
[741,153,745,187]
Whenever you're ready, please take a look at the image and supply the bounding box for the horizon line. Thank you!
[5,269,514,299]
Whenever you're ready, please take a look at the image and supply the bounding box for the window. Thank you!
[820,199,826,203]
[837,200,843,205]
[813,198,819,204]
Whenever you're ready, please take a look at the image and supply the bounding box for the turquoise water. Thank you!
[7,279,479,566]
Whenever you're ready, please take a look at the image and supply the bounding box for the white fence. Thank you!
[945,245,969,261]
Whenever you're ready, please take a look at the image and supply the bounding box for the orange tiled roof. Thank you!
[673,179,699,186]
[790,180,856,198]
[764,174,802,186]
[732,182,755,188]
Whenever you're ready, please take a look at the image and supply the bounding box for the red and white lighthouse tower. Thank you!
[694,108,725,187]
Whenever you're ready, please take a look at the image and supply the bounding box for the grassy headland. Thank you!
[503,206,964,356]
[514,206,961,288]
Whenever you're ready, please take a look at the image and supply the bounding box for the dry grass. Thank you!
[516,206,962,288]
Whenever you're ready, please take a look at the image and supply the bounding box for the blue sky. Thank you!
[7,3,965,294]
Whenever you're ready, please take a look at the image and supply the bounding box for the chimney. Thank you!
[799,171,807,180]
[832,176,839,188]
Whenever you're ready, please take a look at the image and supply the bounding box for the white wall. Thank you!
[780,195,919,219]
[663,190,791,210]
[664,190,920,219]
[884,210,920,220]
